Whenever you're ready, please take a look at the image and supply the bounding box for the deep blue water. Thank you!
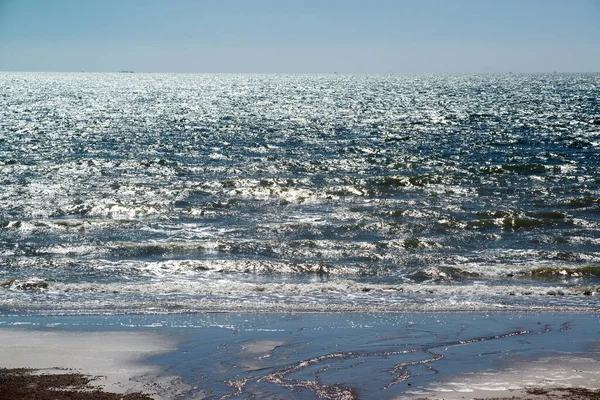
[1,72,600,313]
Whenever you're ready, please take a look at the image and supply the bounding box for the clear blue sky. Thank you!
[1,0,599,73]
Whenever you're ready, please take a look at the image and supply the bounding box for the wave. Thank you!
[470,209,574,230]
[374,174,451,188]
[568,197,600,208]
[3,275,599,300]
[1,278,49,291]
[518,266,600,278]
[2,277,599,314]
[404,263,600,282]
[133,259,361,276]
[480,163,550,174]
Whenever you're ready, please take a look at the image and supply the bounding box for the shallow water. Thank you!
[1,72,600,313]
[1,312,598,399]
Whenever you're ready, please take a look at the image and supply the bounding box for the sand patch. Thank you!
[403,355,600,400]
[239,339,289,370]
[0,329,186,399]
[240,339,288,356]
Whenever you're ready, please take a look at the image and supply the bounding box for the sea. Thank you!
[1,72,600,314]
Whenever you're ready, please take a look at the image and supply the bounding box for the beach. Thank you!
[1,311,599,399]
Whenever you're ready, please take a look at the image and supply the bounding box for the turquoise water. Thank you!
[1,73,600,313]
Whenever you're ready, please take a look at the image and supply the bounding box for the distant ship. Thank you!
[118,70,134,73]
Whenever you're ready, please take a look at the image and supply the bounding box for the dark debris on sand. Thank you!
[0,368,153,400]
[414,387,600,400]
[479,387,600,399]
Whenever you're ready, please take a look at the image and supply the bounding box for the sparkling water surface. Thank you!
[1,72,600,313]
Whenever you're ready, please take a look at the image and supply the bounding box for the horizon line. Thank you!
[1,70,599,75]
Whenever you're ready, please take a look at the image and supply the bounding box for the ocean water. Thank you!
[1,72,600,313]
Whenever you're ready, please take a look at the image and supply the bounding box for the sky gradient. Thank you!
[1,0,599,73]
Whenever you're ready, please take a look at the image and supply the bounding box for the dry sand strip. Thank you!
[0,329,187,399]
